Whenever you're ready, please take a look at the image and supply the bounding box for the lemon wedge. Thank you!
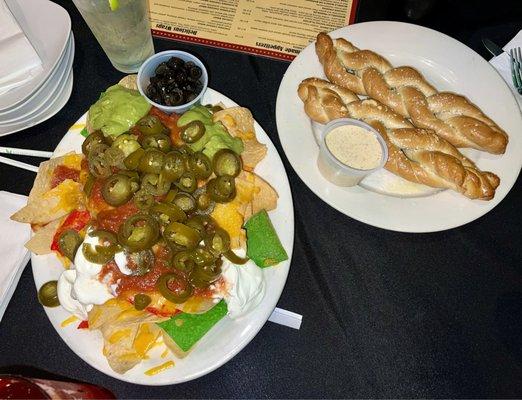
[108,0,119,11]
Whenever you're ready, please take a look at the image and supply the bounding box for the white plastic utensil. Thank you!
[0,147,53,158]
[0,155,38,172]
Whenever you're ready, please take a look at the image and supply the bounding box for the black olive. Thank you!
[185,61,195,69]
[167,57,184,71]
[170,88,184,106]
[185,92,197,103]
[175,71,187,84]
[195,81,203,92]
[189,66,202,80]
[146,84,157,97]
[163,94,173,106]
[183,83,195,92]
[152,95,162,104]
[155,62,169,76]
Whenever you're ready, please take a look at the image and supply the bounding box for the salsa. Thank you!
[101,244,172,293]
[50,165,80,188]
[96,201,139,233]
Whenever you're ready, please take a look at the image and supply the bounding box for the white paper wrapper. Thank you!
[489,30,522,111]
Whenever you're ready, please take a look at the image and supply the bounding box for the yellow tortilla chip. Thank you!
[213,107,255,139]
[251,173,278,214]
[89,298,131,330]
[241,139,267,172]
[11,180,85,225]
[211,172,257,249]
[162,331,189,359]
[24,218,63,255]
[27,153,82,201]
[89,299,165,374]
[210,171,278,249]
[212,203,245,249]
[118,74,138,91]
[176,296,221,315]
[213,107,267,171]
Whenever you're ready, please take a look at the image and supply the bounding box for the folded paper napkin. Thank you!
[0,191,30,323]
[489,29,522,110]
[0,0,43,95]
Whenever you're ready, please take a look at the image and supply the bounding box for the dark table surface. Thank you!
[0,0,521,398]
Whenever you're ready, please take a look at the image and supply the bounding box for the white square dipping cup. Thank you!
[317,118,388,187]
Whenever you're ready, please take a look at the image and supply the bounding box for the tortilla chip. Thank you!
[89,299,165,374]
[24,218,63,255]
[175,296,222,315]
[252,173,278,214]
[210,171,277,249]
[162,331,189,359]
[27,153,82,200]
[213,107,255,138]
[89,298,131,330]
[241,139,267,172]
[212,107,267,171]
[118,75,138,91]
[211,172,257,249]
[102,322,162,374]
[11,180,85,225]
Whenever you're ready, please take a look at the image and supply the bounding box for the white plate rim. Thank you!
[31,87,295,385]
[276,21,522,233]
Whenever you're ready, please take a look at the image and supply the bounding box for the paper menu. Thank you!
[149,0,358,61]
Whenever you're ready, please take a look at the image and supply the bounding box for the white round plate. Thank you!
[31,88,294,385]
[276,21,522,233]
[0,44,74,136]
[0,0,71,111]
[0,33,73,124]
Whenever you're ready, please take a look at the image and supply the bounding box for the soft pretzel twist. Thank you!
[298,78,500,200]
[315,32,508,154]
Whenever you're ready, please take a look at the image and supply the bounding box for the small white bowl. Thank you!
[317,118,388,187]
[137,50,208,114]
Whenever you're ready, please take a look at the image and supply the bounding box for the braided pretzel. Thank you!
[298,78,500,200]
[315,32,508,154]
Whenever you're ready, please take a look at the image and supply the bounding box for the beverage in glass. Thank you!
[72,0,155,73]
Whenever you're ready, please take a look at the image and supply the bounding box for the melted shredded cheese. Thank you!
[145,361,174,376]
[60,315,79,327]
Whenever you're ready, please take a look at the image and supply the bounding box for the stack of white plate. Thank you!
[0,0,73,136]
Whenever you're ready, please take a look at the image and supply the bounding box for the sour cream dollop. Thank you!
[221,250,265,319]
[57,232,114,319]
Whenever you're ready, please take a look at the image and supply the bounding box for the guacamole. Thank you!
[88,84,151,137]
[177,105,243,159]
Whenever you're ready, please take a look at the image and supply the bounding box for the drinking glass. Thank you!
[72,0,155,73]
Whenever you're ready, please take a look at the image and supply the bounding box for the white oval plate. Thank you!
[0,0,71,111]
[276,21,522,233]
[31,88,294,385]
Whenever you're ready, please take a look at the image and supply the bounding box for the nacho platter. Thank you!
[22,86,294,385]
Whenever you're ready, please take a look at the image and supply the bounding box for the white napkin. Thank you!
[489,30,522,110]
[0,0,43,95]
[0,191,31,323]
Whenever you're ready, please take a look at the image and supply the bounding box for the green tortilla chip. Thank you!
[157,300,228,352]
[245,209,288,267]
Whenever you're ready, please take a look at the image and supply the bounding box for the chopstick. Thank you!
[0,155,39,172]
[0,146,53,158]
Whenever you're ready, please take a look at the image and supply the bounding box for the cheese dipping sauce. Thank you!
[325,125,382,170]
